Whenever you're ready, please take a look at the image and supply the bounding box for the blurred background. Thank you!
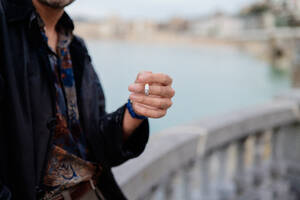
[66,0,299,134]
[66,1,300,199]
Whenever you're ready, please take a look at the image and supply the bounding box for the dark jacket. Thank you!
[0,0,149,199]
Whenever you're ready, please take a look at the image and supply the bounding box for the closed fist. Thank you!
[128,71,175,119]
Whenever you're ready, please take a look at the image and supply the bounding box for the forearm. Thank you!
[122,108,144,140]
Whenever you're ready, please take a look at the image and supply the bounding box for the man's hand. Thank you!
[128,71,175,118]
[122,71,175,139]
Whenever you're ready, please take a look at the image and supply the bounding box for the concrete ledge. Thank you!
[199,99,300,152]
[113,93,300,200]
[113,127,204,199]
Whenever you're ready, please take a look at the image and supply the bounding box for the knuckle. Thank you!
[161,110,167,117]
[134,103,144,115]
[155,112,161,118]
[153,98,160,107]
[166,100,172,108]
[132,103,138,113]
[140,95,146,103]
[166,87,172,97]
[159,99,164,108]
[132,102,139,110]
[170,88,175,97]
[138,84,144,93]
[144,110,149,117]
[141,108,148,116]
[157,86,163,95]
[162,99,170,109]
[163,74,171,85]
[163,86,168,96]
[136,73,142,81]
[169,100,173,107]
[153,110,166,118]
[149,86,154,94]
[164,75,169,85]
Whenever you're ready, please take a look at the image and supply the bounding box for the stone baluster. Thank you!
[199,154,212,200]
[270,127,290,200]
[182,160,195,200]
[252,132,274,200]
[216,146,231,200]
[270,128,279,176]
[270,128,280,200]
[162,172,177,200]
[253,132,264,188]
[139,185,158,200]
[234,138,246,198]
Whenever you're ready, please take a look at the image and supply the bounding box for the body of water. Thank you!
[86,40,292,134]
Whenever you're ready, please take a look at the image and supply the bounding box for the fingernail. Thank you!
[128,84,135,91]
[130,94,138,100]
[138,75,144,82]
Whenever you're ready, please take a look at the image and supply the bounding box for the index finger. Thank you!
[137,73,173,86]
[135,71,152,83]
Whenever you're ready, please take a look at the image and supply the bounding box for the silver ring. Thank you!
[144,83,150,96]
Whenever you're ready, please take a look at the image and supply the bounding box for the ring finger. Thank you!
[129,83,175,98]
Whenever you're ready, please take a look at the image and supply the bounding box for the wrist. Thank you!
[126,99,147,120]
[123,108,144,140]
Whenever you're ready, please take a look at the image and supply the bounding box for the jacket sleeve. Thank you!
[0,182,11,200]
[0,0,5,103]
[0,75,4,103]
[0,3,9,199]
[98,103,150,167]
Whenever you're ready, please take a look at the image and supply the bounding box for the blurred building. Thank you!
[268,0,300,11]
[157,17,190,33]
[188,13,244,38]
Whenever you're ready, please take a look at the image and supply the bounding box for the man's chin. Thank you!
[37,0,75,9]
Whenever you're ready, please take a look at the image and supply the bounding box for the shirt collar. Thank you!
[30,11,74,50]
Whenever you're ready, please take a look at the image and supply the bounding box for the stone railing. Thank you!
[113,90,300,200]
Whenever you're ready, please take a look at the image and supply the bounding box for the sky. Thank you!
[66,0,259,20]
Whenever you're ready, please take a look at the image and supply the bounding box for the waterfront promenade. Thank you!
[76,20,300,73]
[113,90,300,200]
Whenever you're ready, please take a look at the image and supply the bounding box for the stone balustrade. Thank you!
[113,90,300,200]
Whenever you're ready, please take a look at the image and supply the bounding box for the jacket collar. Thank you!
[4,0,74,28]
[3,0,34,23]
[29,11,75,33]
[4,0,74,32]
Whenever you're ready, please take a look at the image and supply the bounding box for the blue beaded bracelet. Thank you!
[126,99,147,120]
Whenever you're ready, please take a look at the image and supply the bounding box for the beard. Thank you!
[37,0,75,9]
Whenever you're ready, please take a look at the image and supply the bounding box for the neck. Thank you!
[32,0,64,32]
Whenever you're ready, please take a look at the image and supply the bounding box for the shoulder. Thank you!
[70,35,93,63]
[72,35,89,52]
